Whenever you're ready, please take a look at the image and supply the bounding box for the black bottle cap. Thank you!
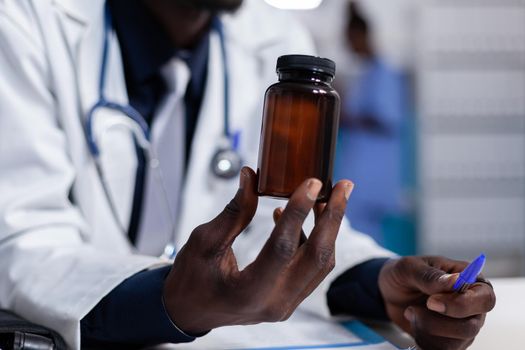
[276,54,336,77]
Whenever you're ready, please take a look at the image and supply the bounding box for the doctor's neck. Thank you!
[144,0,243,49]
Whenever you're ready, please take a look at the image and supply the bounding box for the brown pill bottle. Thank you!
[257,55,341,202]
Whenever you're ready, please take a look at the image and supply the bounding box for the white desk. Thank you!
[470,278,525,350]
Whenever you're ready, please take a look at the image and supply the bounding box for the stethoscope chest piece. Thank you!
[211,147,243,179]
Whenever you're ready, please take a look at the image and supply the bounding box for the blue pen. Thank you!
[453,253,486,293]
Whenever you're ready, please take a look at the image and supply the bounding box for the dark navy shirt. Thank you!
[80,1,389,347]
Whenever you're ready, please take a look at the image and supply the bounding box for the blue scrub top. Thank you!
[335,58,408,244]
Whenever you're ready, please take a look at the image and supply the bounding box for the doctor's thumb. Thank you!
[206,167,259,246]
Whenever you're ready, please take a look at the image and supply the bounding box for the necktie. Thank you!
[134,58,191,255]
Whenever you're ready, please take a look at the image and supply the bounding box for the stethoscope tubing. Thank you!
[86,99,150,157]
[83,4,241,259]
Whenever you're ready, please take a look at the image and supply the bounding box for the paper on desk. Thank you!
[171,309,398,350]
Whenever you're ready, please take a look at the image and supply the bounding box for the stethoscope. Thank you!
[84,5,243,259]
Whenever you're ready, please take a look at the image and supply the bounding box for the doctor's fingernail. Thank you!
[404,308,415,323]
[344,182,354,201]
[439,273,455,284]
[307,179,322,201]
[427,298,446,313]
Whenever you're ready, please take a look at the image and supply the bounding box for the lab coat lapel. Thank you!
[60,0,138,231]
[73,1,130,121]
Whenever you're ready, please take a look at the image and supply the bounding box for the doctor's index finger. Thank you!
[306,180,353,251]
[398,256,467,296]
[427,282,496,318]
[243,178,322,284]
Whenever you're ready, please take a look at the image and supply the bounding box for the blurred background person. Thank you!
[334,1,410,246]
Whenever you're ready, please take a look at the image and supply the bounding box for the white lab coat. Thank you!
[0,0,393,348]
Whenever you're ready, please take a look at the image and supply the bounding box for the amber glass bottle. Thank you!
[257,55,340,202]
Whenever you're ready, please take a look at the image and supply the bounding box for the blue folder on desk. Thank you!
[245,320,394,350]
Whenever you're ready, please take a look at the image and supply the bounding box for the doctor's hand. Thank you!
[378,256,496,350]
[163,167,354,335]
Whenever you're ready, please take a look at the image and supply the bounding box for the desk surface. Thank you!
[470,278,525,350]
[371,278,525,350]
